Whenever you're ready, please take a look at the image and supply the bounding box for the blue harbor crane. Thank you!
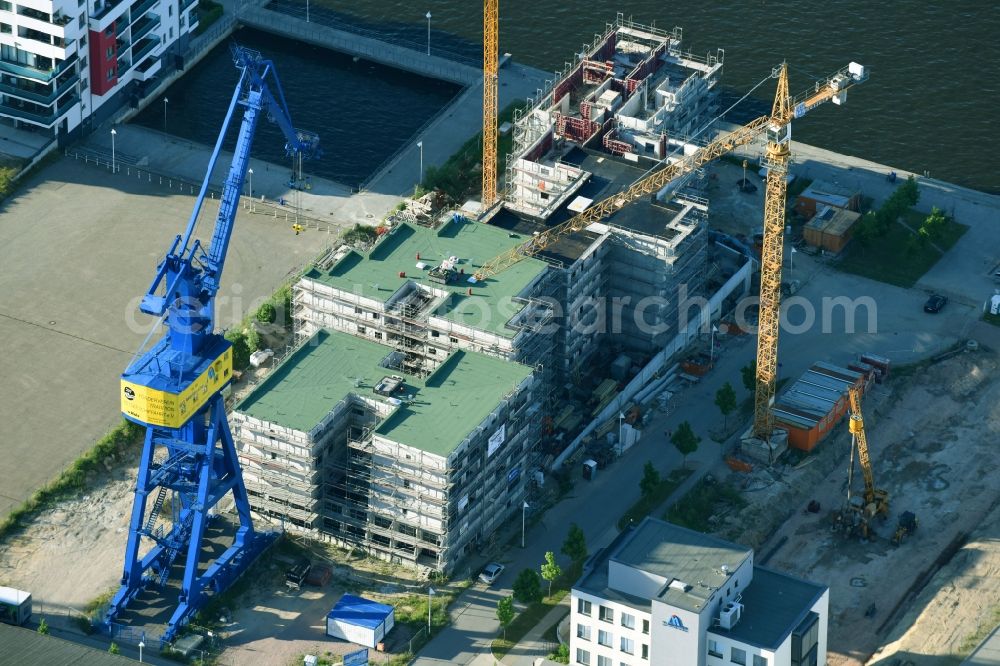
[104,46,319,642]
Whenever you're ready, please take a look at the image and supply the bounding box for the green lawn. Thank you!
[665,479,746,533]
[837,211,969,288]
[421,100,522,201]
[617,468,693,530]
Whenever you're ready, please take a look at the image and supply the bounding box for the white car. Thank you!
[479,562,505,586]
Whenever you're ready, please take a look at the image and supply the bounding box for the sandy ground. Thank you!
[712,349,1000,666]
[869,500,1000,666]
[0,465,136,610]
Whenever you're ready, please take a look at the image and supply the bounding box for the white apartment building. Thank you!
[0,0,197,141]
[571,518,829,666]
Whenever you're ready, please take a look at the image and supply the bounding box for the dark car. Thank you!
[924,294,948,313]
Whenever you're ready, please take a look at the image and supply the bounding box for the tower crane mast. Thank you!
[105,46,319,642]
[482,0,499,209]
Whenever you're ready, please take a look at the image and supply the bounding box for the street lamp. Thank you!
[710,324,718,365]
[521,501,529,548]
[425,11,431,56]
[790,246,797,278]
[247,167,253,211]
[306,0,310,22]
[162,97,168,131]
[417,141,424,186]
[110,128,116,173]
[427,587,435,634]
[138,639,144,663]
[618,412,625,452]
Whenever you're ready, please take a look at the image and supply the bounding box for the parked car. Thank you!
[479,562,505,586]
[923,294,948,313]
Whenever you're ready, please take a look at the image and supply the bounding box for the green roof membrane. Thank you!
[236,329,532,457]
[303,219,549,338]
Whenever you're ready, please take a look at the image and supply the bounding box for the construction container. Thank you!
[326,595,395,648]
[772,362,865,451]
[794,180,861,219]
[803,205,861,253]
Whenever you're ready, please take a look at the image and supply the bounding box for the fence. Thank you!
[64,147,343,233]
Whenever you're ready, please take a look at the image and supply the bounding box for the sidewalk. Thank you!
[501,598,570,666]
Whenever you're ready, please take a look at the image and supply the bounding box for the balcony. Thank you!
[130,13,159,42]
[0,53,75,83]
[0,99,57,125]
[93,0,128,21]
[0,71,77,105]
[180,0,197,11]
[16,6,51,23]
[128,0,158,24]
[131,36,158,66]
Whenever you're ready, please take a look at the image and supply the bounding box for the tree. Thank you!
[496,596,515,640]
[671,422,701,468]
[109,642,120,655]
[225,329,252,371]
[740,360,757,393]
[37,617,49,635]
[549,644,570,664]
[640,461,661,498]
[897,174,920,208]
[714,382,738,429]
[853,212,879,246]
[540,551,562,598]
[255,301,276,324]
[245,325,261,353]
[512,568,542,605]
[561,523,587,564]
[919,207,948,244]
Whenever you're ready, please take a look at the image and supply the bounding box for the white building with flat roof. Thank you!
[570,517,828,666]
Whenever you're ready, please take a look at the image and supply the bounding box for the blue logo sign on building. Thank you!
[664,614,689,632]
[344,648,369,666]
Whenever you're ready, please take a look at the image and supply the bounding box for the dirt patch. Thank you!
[702,350,1000,666]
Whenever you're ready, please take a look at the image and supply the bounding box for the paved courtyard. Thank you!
[0,156,334,519]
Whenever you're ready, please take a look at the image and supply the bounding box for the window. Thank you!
[620,637,634,655]
[168,27,173,39]
[753,657,768,666]
[0,23,9,34]
[598,629,612,647]
[641,644,648,660]
[168,5,173,15]
[78,13,85,28]
[80,33,86,46]
[576,623,591,641]
[576,648,591,666]
[449,336,458,343]
[641,619,649,635]
[374,331,382,340]
[577,599,592,617]
[620,613,635,629]
[431,330,439,338]
[597,657,612,666]
[731,647,747,665]
[428,348,436,355]
[106,46,113,58]
[180,14,185,27]
[78,0,84,6]
[708,639,723,658]
[357,325,366,334]
[599,606,613,623]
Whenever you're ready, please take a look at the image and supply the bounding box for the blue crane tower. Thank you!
[104,46,319,642]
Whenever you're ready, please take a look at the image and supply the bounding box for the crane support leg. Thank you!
[105,395,274,644]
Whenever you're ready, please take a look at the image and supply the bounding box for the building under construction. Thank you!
[232,328,536,573]
[231,16,752,573]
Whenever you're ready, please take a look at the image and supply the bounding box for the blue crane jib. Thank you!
[106,46,319,643]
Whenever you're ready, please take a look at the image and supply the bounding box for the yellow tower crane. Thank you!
[481,0,499,210]
[838,385,889,539]
[473,62,866,282]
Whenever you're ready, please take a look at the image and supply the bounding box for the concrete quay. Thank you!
[240,4,479,87]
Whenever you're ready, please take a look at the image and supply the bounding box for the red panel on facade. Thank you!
[89,22,118,96]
